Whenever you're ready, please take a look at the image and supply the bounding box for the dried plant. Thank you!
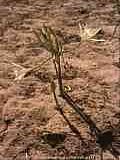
[33,24,119,159]
[79,22,105,42]
[41,25,119,159]
[9,24,119,159]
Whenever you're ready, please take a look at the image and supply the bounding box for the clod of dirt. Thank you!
[41,132,66,148]
[96,130,113,149]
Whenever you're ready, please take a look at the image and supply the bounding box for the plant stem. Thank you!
[54,54,100,135]
[62,91,101,135]
[51,80,85,142]
[53,56,64,95]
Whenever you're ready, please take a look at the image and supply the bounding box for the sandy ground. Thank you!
[0,0,120,159]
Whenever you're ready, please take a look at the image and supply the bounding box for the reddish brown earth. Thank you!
[0,0,120,160]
